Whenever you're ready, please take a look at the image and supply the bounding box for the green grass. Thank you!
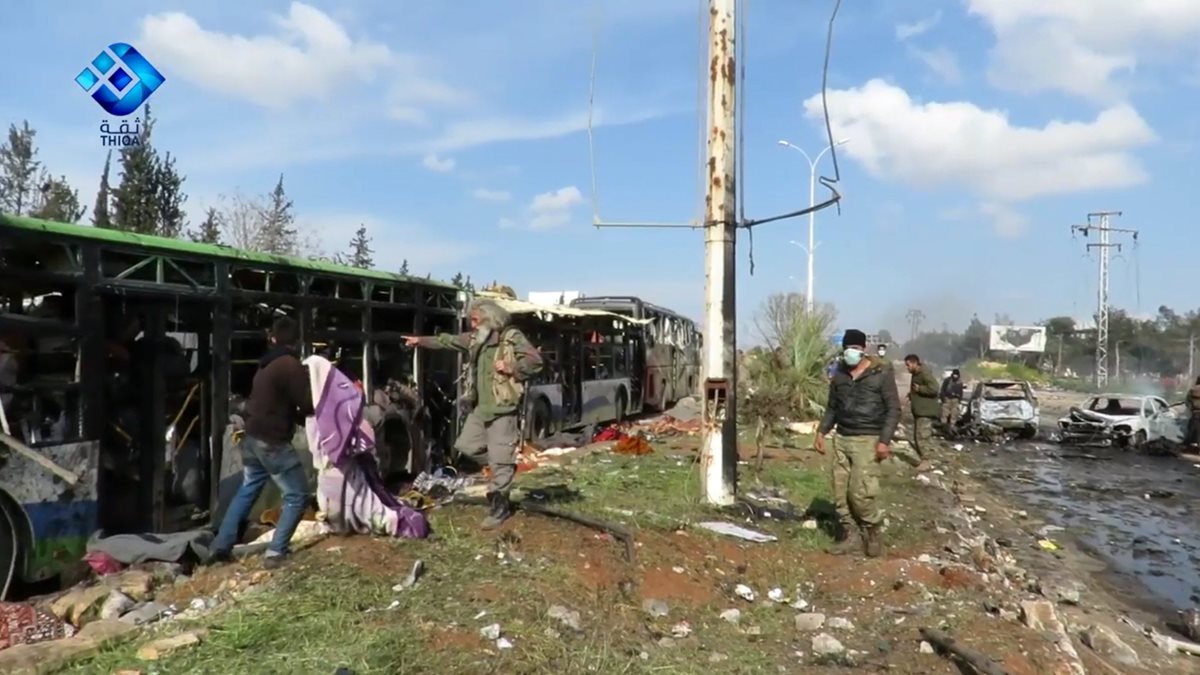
[57,444,944,675]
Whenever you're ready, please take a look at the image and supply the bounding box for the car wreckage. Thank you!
[1056,394,1183,449]
[960,379,1040,440]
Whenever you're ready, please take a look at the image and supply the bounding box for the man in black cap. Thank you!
[814,329,901,558]
[939,369,965,436]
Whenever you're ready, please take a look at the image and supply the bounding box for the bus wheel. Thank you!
[1,503,19,600]
[529,398,552,440]
[615,390,628,424]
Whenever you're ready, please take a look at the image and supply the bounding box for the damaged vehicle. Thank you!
[962,379,1039,440]
[1057,395,1182,449]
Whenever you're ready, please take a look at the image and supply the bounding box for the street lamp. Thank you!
[777,137,849,313]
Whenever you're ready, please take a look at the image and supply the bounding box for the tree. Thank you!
[111,108,160,234]
[0,121,41,215]
[29,175,85,223]
[399,258,410,275]
[962,315,990,360]
[877,328,894,346]
[189,207,222,244]
[154,151,188,238]
[347,224,373,269]
[93,151,112,228]
[258,175,298,255]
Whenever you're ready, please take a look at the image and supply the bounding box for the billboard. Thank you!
[989,325,1047,353]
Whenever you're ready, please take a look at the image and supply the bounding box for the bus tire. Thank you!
[528,397,552,440]
[1,498,22,600]
[615,389,628,424]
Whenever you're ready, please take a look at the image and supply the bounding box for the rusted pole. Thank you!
[700,0,737,505]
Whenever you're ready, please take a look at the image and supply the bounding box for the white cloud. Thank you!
[419,106,670,154]
[802,79,1156,203]
[421,153,455,173]
[967,0,1200,100]
[472,188,512,202]
[979,203,1029,238]
[896,11,942,41]
[139,3,466,113]
[527,186,584,230]
[908,46,961,84]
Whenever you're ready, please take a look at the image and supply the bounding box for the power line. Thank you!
[1070,211,1139,388]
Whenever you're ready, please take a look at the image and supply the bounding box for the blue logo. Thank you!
[75,43,165,116]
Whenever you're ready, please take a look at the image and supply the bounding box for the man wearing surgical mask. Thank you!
[814,329,901,558]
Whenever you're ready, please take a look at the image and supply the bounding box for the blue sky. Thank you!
[3,1,1199,343]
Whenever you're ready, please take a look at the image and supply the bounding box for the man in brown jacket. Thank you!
[212,317,314,568]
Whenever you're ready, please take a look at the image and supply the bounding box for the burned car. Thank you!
[1057,394,1181,449]
[962,380,1039,439]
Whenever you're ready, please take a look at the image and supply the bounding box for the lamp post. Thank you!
[777,137,849,313]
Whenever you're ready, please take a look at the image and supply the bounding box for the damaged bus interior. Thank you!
[0,214,462,596]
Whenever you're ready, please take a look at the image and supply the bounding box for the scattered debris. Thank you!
[734,584,756,602]
[119,602,171,626]
[827,617,854,631]
[392,559,425,591]
[719,609,741,624]
[99,591,135,621]
[480,624,501,641]
[919,640,935,654]
[767,588,786,603]
[696,521,778,543]
[800,519,819,530]
[496,637,514,650]
[670,621,692,638]
[919,627,1008,675]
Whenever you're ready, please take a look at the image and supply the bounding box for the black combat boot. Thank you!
[481,491,513,530]
[863,526,884,558]
[825,522,861,555]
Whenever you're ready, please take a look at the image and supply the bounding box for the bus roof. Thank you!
[0,212,458,290]
[480,293,652,324]
[570,295,694,323]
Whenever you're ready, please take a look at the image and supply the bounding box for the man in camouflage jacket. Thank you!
[405,298,543,528]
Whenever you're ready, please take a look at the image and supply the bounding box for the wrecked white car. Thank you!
[964,380,1039,439]
[1056,395,1182,449]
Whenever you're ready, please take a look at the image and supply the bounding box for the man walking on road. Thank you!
[904,354,940,472]
[212,317,314,569]
[939,369,965,436]
[814,329,901,558]
[404,299,543,529]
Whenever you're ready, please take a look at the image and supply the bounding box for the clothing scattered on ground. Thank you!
[0,602,74,651]
[304,355,430,539]
[86,529,213,566]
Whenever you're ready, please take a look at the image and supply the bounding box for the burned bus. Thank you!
[569,296,700,412]
[0,214,462,597]
[475,293,651,440]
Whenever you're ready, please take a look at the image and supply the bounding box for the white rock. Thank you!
[827,617,855,630]
[720,609,742,624]
[670,621,692,638]
[811,633,845,657]
[919,641,935,654]
[100,591,136,620]
[735,584,755,602]
[795,613,826,631]
[768,588,786,603]
[801,519,819,530]
[480,623,501,640]
[496,637,513,650]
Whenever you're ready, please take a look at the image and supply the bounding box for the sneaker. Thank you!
[262,553,289,570]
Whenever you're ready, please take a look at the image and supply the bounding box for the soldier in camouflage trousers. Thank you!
[815,329,902,558]
[405,299,543,529]
[904,354,940,473]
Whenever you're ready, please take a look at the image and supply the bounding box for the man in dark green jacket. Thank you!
[405,298,543,529]
[904,354,940,472]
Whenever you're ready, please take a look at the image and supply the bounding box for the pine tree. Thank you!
[258,174,297,255]
[154,150,188,238]
[30,175,85,222]
[398,259,410,275]
[450,272,465,288]
[347,225,373,269]
[111,108,158,234]
[0,121,42,215]
[93,151,112,228]
[189,207,222,244]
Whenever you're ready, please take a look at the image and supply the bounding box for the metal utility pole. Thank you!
[700,0,738,506]
[1189,333,1195,384]
[905,309,924,342]
[1071,211,1138,388]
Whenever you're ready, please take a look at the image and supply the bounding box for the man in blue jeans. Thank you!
[212,317,314,569]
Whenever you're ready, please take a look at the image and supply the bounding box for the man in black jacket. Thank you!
[814,329,901,558]
[211,316,314,569]
[939,369,965,436]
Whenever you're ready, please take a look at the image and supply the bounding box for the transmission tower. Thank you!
[905,308,925,342]
[1071,211,1138,388]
